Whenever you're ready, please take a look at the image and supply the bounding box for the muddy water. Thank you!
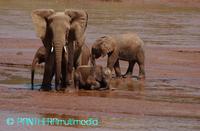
[0,0,200,130]
[0,0,200,46]
[0,111,199,131]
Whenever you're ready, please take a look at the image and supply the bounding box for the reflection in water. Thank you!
[0,1,200,130]
[0,64,200,104]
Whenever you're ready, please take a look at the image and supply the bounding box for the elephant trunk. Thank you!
[31,58,38,90]
[54,42,64,90]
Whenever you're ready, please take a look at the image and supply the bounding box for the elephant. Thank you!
[31,46,46,90]
[74,65,112,90]
[31,9,88,90]
[91,33,145,79]
[31,44,90,90]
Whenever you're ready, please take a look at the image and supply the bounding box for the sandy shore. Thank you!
[0,38,200,130]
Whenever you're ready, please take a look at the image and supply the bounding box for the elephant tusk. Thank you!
[51,43,54,53]
[64,45,67,53]
[51,47,54,53]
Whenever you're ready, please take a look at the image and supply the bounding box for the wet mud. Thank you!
[0,0,200,130]
[0,39,200,130]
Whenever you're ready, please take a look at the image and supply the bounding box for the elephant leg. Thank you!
[74,46,83,69]
[81,45,90,65]
[123,61,136,77]
[67,41,75,86]
[138,63,145,79]
[31,57,39,90]
[50,66,55,83]
[114,60,121,77]
[72,23,85,68]
[61,50,68,89]
[41,52,54,91]
[107,50,119,71]
[137,49,145,79]
[74,72,80,90]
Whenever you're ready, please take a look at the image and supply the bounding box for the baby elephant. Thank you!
[74,65,112,90]
[31,46,46,90]
[31,45,90,90]
[91,33,145,79]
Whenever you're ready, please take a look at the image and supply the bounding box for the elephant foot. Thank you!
[40,84,52,91]
[65,86,76,93]
[39,87,52,91]
[122,74,132,78]
[61,83,67,89]
[138,75,145,80]
[66,79,73,86]
[98,87,109,91]
[58,84,68,91]
[113,74,122,78]
[122,72,133,78]
[56,88,66,93]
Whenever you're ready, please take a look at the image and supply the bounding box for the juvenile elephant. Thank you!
[74,65,112,90]
[31,46,46,90]
[91,33,145,79]
[31,45,90,90]
[31,9,88,90]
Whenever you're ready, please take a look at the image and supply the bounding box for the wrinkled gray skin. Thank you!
[31,9,88,90]
[91,33,145,79]
[74,65,112,90]
[31,45,90,90]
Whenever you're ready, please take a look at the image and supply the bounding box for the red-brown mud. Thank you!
[0,38,200,130]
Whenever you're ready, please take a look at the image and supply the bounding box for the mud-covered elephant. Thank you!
[91,33,145,79]
[31,9,88,90]
[31,45,90,90]
[74,65,111,90]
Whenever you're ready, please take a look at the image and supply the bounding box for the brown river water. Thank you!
[0,0,200,131]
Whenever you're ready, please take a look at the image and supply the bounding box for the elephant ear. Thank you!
[31,9,55,39]
[99,36,115,57]
[64,9,88,31]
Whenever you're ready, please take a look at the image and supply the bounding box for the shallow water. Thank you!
[0,0,200,46]
[0,64,199,104]
[0,64,200,130]
[1,110,200,131]
[0,0,200,130]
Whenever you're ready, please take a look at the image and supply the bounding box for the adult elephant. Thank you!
[91,33,145,79]
[31,9,88,90]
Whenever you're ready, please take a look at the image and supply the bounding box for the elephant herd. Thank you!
[31,9,145,91]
